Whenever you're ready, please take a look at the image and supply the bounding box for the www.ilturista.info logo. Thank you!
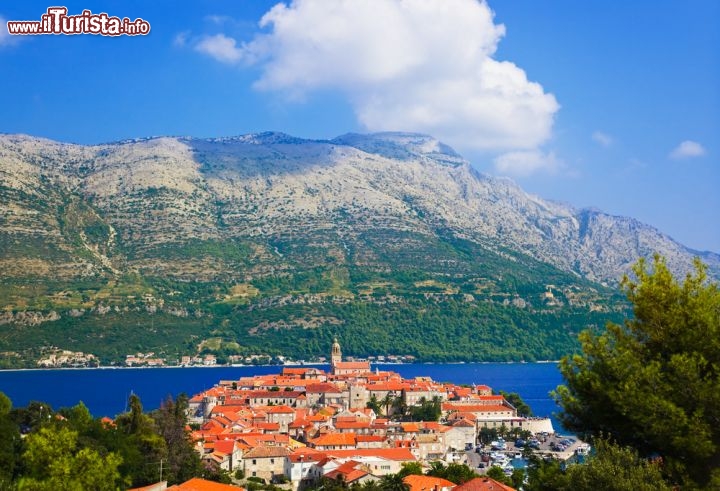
[6,7,150,36]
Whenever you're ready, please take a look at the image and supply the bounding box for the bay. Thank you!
[0,362,565,430]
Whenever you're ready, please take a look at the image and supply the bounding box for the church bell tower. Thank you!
[331,337,342,370]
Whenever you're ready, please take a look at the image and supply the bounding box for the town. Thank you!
[144,339,577,491]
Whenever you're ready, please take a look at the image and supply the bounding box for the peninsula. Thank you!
[185,339,557,488]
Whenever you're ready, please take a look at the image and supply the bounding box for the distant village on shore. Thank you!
[35,345,419,368]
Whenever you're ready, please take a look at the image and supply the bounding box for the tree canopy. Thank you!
[0,392,205,489]
[554,255,720,488]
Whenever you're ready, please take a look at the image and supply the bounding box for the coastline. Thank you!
[0,360,560,372]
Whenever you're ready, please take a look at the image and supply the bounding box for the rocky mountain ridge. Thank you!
[1,131,716,285]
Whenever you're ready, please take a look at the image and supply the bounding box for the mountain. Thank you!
[0,132,715,366]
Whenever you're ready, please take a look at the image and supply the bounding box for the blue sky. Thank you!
[1,0,718,252]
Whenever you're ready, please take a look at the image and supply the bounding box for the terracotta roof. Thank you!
[453,477,515,491]
[333,362,370,370]
[253,422,280,431]
[356,435,386,442]
[335,421,371,430]
[403,475,456,491]
[167,478,246,491]
[310,432,357,447]
[214,440,237,454]
[326,460,369,483]
[442,404,512,413]
[449,412,477,422]
[266,405,295,414]
[288,449,327,463]
[401,423,421,433]
[248,390,304,399]
[282,368,310,375]
[451,419,476,428]
[242,445,291,459]
[367,382,407,391]
[306,383,342,393]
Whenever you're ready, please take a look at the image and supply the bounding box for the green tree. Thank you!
[152,394,202,484]
[0,392,20,488]
[115,395,168,487]
[524,456,569,491]
[381,393,395,418]
[478,426,498,444]
[379,473,409,491]
[397,462,423,478]
[554,256,720,488]
[565,439,671,491]
[498,391,532,417]
[408,396,441,422]
[509,468,525,489]
[485,466,512,486]
[442,463,476,484]
[17,426,125,490]
[366,395,382,415]
[361,480,382,491]
[424,462,475,485]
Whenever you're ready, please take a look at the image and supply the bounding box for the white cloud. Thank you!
[592,131,613,147]
[205,15,233,25]
[493,150,563,178]
[195,0,559,154]
[173,31,190,47]
[195,33,244,64]
[669,140,706,159]
[1,15,19,47]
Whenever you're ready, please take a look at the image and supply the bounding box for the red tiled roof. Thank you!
[326,460,369,483]
[442,404,512,413]
[453,477,515,491]
[452,419,476,428]
[248,390,304,399]
[288,449,327,463]
[266,405,295,414]
[168,477,246,491]
[401,423,421,433]
[282,368,310,375]
[403,475,455,491]
[306,383,342,393]
[242,445,291,459]
[333,362,370,370]
[335,421,371,429]
[214,440,237,454]
[323,448,416,461]
[310,432,357,447]
[356,435,386,442]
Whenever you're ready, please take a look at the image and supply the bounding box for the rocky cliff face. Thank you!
[1,131,716,286]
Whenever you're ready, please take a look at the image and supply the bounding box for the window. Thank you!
[271,459,275,464]
[252,459,257,465]
[252,472,256,477]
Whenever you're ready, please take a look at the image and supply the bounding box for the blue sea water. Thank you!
[0,362,565,430]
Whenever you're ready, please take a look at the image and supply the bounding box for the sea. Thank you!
[0,362,566,431]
